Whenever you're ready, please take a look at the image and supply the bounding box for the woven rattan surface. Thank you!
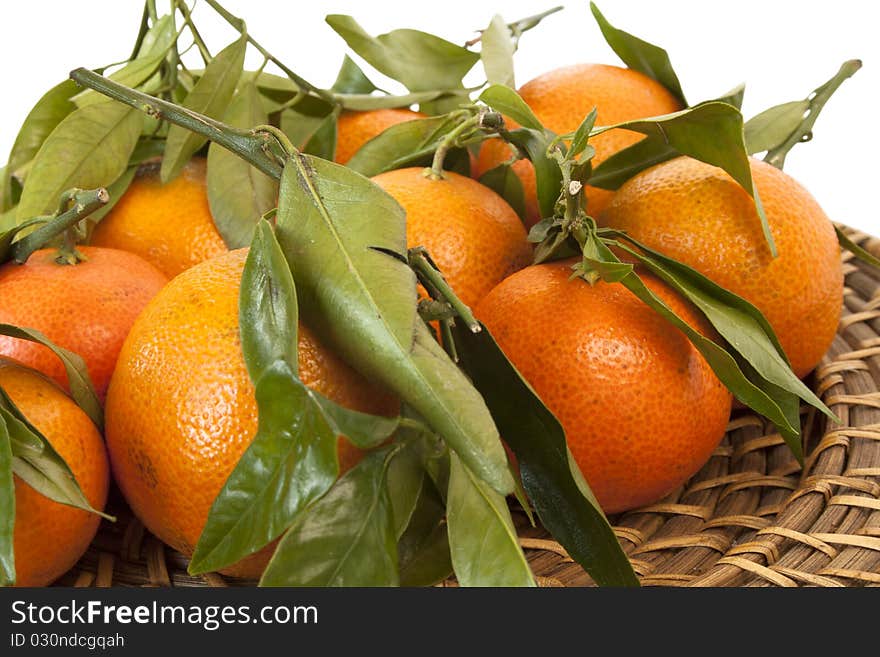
[55,226,880,588]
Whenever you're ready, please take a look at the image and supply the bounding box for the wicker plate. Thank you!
[55,226,880,588]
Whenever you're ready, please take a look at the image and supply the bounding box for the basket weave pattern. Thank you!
[56,227,880,588]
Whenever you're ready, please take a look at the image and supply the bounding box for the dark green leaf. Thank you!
[0,324,102,430]
[337,90,450,112]
[346,114,460,177]
[504,128,562,220]
[280,100,335,152]
[0,415,15,586]
[0,389,108,518]
[3,80,78,210]
[452,322,639,587]
[275,155,513,495]
[588,137,678,191]
[311,392,399,450]
[479,164,526,220]
[479,84,543,131]
[836,225,880,270]
[302,110,339,162]
[161,35,247,183]
[332,55,379,94]
[260,447,399,586]
[589,2,687,105]
[189,361,339,575]
[447,453,535,587]
[591,101,774,256]
[481,15,516,88]
[568,107,598,161]
[16,101,142,224]
[745,101,810,155]
[398,480,452,586]
[716,83,746,110]
[325,15,479,92]
[208,82,279,249]
[239,221,298,379]
[386,438,426,538]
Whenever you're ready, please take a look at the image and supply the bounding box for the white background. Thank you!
[0,0,877,234]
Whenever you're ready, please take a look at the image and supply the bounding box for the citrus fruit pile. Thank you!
[0,1,860,588]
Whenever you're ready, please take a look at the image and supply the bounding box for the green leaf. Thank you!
[745,101,810,155]
[479,84,543,131]
[589,2,687,105]
[398,477,452,586]
[386,437,427,539]
[587,137,678,191]
[479,164,526,220]
[208,82,279,249]
[74,15,176,108]
[3,80,78,209]
[346,114,460,177]
[504,128,562,220]
[275,155,513,496]
[239,221,298,379]
[481,15,516,87]
[279,97,336,150]
[836,225,880,270]
[446,453,535,587]
[260,447,399,586]
[0,218,44,264]
[591,101,774,256]
[16,101,142,224]
[452,322,639,587]
[302,110,339,162]
[0,415,14,586]
[568,107,598,161]
[161,34,247,183]
[332,55,379,94]
[188,361,339,575]
[0,324,102,430]
[337,90,450,112]
[0,389,108,519]
[325,15,479,92]
[311,392,400,450]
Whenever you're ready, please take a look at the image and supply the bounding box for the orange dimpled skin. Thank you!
[371,168,533,308]
[90,157,228,278]
[599,156,843,378]
[104,249,398,579]
[335,108,427,165]
[476,260,732,514]
[1,358,109,586]
[0,247,169,402]
[475,63,683,226]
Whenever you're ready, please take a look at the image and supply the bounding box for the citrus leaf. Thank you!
[280,99,335,151]
[452,322,639,587]
[616,236,836,422]
[0,389,108,519]
[481,15,516,88]
[587,137,678,191]
[325,15,479,92]
[331,55,378,94]
[3,79,78,208]
[386,437,427,539]
[590,101,774,256]
[188,361,339,575]
[717,83,746,110]
[346,114,461,177]
[0,414,14,586]
[275,155,513,496]
[208,82,279,249]
[568,107,598,161]
[336,90,450,112]
[260,447,399,587]
[479,84,543,131]
[745,101,810,155]
[239,220,298,379]
[16,101,142,224]
[446,453,536,587]
[589,2,687,105]
[311,392,400,450]
[0,324,102,430]
[161,34,247,183]
[74,15,176,108]
[479,164,526,220]
[398,478,452,586]
[302,110,339,162]
[504,127,562,220]
[836,225,880,270]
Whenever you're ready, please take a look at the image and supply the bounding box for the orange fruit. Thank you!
[598,156,843,378]
[475,63,684,227]
[1,357,109,586]
[0,246,169,402]
[336,108,427,165]
[476,259,732,514]
[90,157,228,278]
[104,249,399,579]
[371,168,532,308]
